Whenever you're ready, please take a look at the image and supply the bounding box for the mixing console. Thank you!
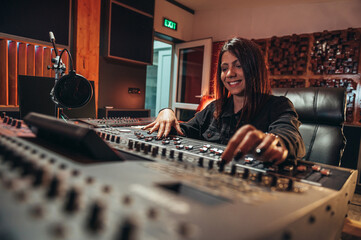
[76,117,155,128]
[0,113,357,240]
[97,126,351,191]
[0,112,34,137]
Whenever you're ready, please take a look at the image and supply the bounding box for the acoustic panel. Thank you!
[108,2,154,64]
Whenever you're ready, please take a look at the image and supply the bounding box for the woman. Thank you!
[144,37,305,165]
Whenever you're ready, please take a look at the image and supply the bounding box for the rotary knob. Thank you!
[242,168,249,179]
[198,157,204,167]
[128,140,134,149]
[20,158,36,177]
[287,178,294,191]
[106,134,111,141]
[208,160,214,170]
[169,150,174,159]
[178,152,183,162]
[116,217,138,240]
[151,146,158,157]
[135,142,141,152]
[256,172,263,182]
[33,166,49,187]
[230,164,237,176]
[11,119,17,127]
[46,175,63,199]
[86,201,105,232]
[64,187,81,213]
[3,116,9,123]
[161,148,166,156]
[218,160,226,172]
[143,145,149,154]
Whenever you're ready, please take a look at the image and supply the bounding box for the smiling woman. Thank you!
[214,37,270,123]
[143,37,305,166]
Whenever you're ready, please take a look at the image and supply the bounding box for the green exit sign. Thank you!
[163,18,177,31]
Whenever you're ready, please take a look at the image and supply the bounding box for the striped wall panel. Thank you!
[0,38,68,106]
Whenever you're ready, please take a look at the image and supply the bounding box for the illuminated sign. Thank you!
[163,18,177,31]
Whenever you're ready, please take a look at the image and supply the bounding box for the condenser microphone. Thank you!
[49,31,55,42]
[48,31,93,110]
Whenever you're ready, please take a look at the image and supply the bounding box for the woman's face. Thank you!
[220,51,245,96]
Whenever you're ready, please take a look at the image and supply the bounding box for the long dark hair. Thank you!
[214,37,271,124]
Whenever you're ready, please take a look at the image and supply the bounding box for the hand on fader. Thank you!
[221,124,288,165]
[142,109,184,139]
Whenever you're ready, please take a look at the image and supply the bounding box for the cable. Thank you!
[57,48,74,72]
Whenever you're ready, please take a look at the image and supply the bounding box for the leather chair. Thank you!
[272,87,347,166]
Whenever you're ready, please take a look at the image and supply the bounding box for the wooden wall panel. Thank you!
[0,40,8,105]
[27,44,35,76]
[0,38,70,107]
[35,46,43,76]
[18,43,27,76]
[43,47,52,77]
[75,0,101,116]
[8,41,17,105]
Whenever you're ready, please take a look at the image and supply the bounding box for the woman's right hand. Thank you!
[142,109,184,139]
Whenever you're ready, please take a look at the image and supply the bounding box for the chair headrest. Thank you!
[272,87,346,125]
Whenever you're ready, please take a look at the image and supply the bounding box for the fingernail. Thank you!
[234,151,243,161]
[255,148,263,156]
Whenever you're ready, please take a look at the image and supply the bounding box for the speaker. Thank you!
[103,1,154,64]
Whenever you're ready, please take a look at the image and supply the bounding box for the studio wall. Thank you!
[154,0,194,41]
[191,0,361,41]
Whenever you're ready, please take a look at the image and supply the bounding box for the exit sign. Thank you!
[163,18,177,31]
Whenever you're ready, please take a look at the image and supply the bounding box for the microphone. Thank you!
[48,31,93,110]
[49,31,55,42]
[49,31,58,57]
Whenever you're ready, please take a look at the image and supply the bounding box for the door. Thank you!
[156,49,172,114]
[172,38,212,121]
[145,40,173,117]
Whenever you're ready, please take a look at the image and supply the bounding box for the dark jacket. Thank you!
[180,95,305,160]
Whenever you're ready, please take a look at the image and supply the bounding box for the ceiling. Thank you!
[175,0,342,11]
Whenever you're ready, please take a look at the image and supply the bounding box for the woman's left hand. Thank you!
[221,124,288,165]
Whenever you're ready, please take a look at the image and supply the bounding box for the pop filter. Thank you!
[53,70,93,109]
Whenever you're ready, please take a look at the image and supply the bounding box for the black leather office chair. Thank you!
[272,87,347,166]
